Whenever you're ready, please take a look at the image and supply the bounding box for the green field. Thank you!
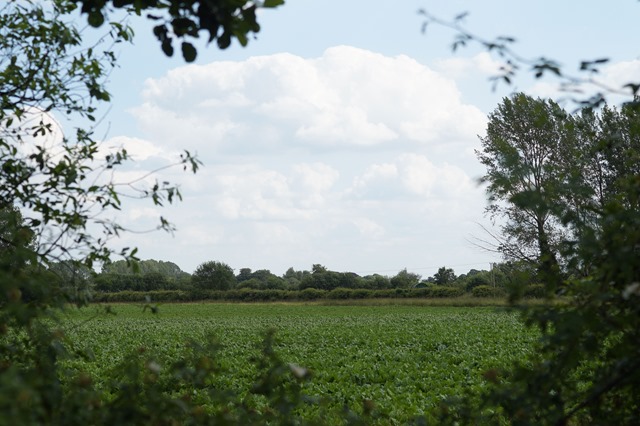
[61,303,538,423]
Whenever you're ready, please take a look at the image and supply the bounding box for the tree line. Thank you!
[60,257,540,298]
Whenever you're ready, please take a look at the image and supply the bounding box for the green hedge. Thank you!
[471,285,505,298]
[92,285,468,303]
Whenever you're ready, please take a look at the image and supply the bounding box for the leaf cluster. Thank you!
[73,0,285,62]
[418,9,639,110]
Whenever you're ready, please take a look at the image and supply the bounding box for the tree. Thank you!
[390,268,421,288]
[311,263,327,274]
[0,205,35,271]
[465,274,489,292]
[418,9,639,110]
[47,259,94,298]
[361,274,391,290]
[102,258,187,279]
[192,260,236,290]
[414,13,640,416]
[0,0,202,278]
[237,267,253,282]
[432,266,456,285]
[73,0,285,62]
[477,93,574,284]
[300,265,342,290]
[282,267,309,289]
[0,1,281,423]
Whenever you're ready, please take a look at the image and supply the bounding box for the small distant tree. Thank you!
[282,267,309,289]
[390,268,421,288]
[237,267,253,282]
[432,267,456,285]
[192,261,236,290]
[300,266,342,290]
[466,274,490,292]
[311,264,327,274]
[362,274,392,289]
[47,260,94,298]
[337,272,361,289]
[141,272,168,291]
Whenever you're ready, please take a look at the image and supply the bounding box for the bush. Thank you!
[471,285,505,298]
[466,275,490,291]
[297,288,326,300]
[425,286,464,298]
[523,284,545,298]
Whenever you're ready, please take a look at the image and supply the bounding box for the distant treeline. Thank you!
[47,259,545,302]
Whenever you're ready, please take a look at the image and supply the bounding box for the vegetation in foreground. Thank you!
[58,303,538,424]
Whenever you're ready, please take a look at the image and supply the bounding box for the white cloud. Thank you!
[118,46,494,274]
[348,153,473,201]
[594,59,640,94]
[435,52,504,79]
[351,217,386,239]
[292,162,339,192]
[100,135,168,161]
[131,46,486,157]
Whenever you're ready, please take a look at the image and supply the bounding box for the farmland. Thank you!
[60,303,538,423]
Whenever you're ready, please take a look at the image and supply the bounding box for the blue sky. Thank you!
[79,0,639,276]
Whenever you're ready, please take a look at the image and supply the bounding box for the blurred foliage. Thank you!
[442,94,640,424]
[72,0,285,62]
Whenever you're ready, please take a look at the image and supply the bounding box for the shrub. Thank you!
[466,275,490,291]
[426,286,464,298]
[327,287,354,299]
[471,285,505,298]
[523,284,545,298]
[298,288,326,300]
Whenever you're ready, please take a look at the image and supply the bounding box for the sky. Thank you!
[67,0,640,277]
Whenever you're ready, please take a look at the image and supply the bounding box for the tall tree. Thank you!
[390,268,421,288]
[477,93,574,285]
[431,266,455,285]
[0,1,286,424]
[192,260,236,290]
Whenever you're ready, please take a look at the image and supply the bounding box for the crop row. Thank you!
[60,304,538,423]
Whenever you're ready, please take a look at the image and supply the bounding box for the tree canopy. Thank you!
[458,92,640,424]
[192,260,236,290]
[72,0,285,61]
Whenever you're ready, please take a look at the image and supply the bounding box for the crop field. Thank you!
[61,303,538,423]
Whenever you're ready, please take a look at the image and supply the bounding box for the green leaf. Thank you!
[181,42,197,62]
[161,39,174,57]
[87,11,104,27]
[263,0,285,7]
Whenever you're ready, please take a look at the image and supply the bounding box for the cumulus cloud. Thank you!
[435,52,504,79]
[118,46,494,274]
[131,46,486,157]
[100,135,170,162]
[348,153,474,201]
